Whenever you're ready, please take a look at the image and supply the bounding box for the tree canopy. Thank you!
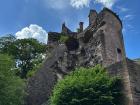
[0,37,47,78]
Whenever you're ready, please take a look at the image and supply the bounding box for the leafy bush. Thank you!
[0,54,26,105]
[51,65,122,105]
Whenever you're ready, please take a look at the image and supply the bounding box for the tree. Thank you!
[0,54,25,105]
[51,65,123,105]
[1,38,47,78]
[0,34,16,52]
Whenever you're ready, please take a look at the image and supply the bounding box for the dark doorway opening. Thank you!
[117,48,122,61]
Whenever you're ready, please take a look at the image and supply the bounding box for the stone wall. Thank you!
[106,59,140,105]
[77,30,104,67]
[127,59,140,105]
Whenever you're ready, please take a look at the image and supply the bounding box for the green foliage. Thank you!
[51,65,122,105]
[1,38,47,78]
[0,54,26,105]
[59,35,69,43]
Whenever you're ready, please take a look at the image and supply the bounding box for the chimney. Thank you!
[79,22,84,32]
[88,9,97,25]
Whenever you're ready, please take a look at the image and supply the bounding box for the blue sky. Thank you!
[0,0,139,59]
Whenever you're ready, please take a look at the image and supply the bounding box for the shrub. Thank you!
[50,65,122,105]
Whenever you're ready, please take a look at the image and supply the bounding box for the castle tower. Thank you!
[88,9,97,25]
[79,8,126,67]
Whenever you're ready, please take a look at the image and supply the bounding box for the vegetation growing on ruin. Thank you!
[26,54,45,78]
[59,34,69,43]
[51,65,122,105]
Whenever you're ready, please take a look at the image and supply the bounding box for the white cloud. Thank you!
[95,0,116,8]
[15,24,48,44]
[70,0,116,9]
[44,0,117,9]
[70,0,90,9]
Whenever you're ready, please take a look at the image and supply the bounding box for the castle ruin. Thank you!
[27,8,140,105]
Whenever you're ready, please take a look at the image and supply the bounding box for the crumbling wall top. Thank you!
[101,8,122,27]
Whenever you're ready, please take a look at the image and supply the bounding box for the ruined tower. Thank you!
[96,8,126,67]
